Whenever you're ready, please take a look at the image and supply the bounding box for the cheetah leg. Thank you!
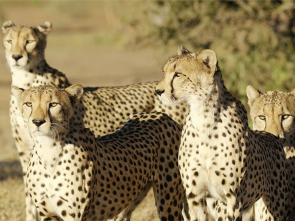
[254,168,288,221]
[254,197,275,221]
[40,216,61,221]
[185,193,207,221]
[214,193,243,221]
[286,157,295,219]
[36,206,75,221]
[214,200,254,221]
[226,196,238,220]
[25,189,39,221]
[227,195,245,221]
[182,195,190,221]
[153,158,185,220]
[241,206,255,221]
[152,179,185,221]
[36,195,82,221]
[214,200,231,221]
[20,150,39,221]
[207,198,225,220]
[254,194,287,221]
[109,182,152,221]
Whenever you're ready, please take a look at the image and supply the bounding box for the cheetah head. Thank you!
[2,20,52,71]
[11,85,83,138]
[247,85,295,138]
[155,46,218,106]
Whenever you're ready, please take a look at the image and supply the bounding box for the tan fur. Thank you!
[247,86,295,141]
[3,20,51,75]
[12,85,83,137]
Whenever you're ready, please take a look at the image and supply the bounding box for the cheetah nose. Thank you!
[32,119,46,127]
[12,55,23,61]
[155,89,165,96]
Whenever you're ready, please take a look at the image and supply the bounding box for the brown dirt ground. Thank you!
[0,2,176,221]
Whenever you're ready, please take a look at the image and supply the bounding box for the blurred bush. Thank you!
[120,0,295,104]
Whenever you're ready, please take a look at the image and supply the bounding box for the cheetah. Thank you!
[155,46,288,220]
[2,21,188,220]
[11,84,185,221]
[247,85,295,220]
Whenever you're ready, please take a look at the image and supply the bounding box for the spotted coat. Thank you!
[247,86,295,220]
[156,47,288,221]
[2,21,188,220]
[13,85,185,221]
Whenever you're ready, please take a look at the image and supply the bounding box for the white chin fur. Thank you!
[7,58,28,69]
[14,61,28,68]
[33,130,51,137]
[158,94,181,106]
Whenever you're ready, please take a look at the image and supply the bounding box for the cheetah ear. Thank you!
[37,21,52,34]
[2,20,15,34]
[65,84,84,105]
[246,85,261,105]
[11,86,25,102]
[196,49,217,74]
[291,88,295,95]
[177,46,191,55]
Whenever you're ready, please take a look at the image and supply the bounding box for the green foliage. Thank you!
[122,0,295,104]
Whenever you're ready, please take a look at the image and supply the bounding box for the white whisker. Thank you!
[49,126,60,141]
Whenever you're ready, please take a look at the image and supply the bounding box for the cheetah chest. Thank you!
[11,69,36,88]
[27,144,91,216]
[180,123,242,203]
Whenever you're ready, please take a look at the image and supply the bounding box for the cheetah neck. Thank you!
[10,59,60,89]
[188,96,217,132]
[11,68,36,89]
[188,75,248,133]
[34,135,63,171]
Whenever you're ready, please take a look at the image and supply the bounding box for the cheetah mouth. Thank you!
[11,60,28,68]
[33,130,49,137]
[13,63,26,69]
[31,127,52,137]
[158,93,179,106]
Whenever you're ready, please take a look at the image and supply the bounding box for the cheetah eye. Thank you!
[258,115,266,120]
[174,72,181,78]
[26,40,35,44]
[6,40,12,44]
[50,102,59,107]
[24,102,32,107]
[282,114,290,120]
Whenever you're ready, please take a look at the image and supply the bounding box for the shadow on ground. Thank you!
[0,160,22,180]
